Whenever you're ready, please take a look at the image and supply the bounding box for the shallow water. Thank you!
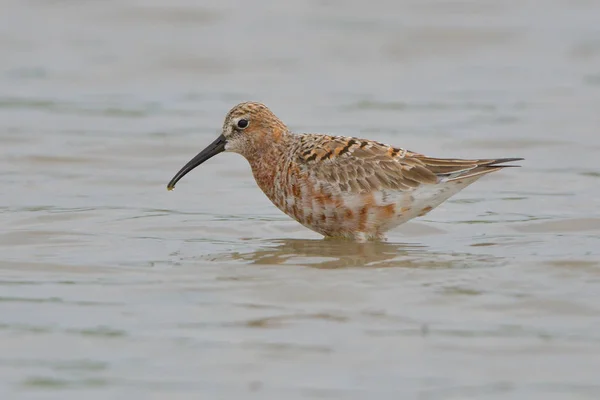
[2,0,600,399]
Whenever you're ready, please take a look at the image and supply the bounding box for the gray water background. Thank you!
[1,0,600,399]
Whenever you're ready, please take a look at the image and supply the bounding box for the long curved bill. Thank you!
[167,134,227,190]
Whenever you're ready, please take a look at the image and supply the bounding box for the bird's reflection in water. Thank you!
[206,239,500,269]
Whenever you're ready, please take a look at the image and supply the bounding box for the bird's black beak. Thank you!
[167,134,227,190]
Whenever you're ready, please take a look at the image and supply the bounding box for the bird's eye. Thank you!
[236,119,249,129]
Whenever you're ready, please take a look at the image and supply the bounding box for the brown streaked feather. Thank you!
[297,134,522,194]
[416,156,523,181]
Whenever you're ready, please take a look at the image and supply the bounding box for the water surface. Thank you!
[2,0,600,399]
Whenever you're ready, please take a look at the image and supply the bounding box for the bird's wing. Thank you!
[295,134,522,194]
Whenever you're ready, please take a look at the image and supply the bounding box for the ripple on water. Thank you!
[2,0,600,398]
[193,238,506,269]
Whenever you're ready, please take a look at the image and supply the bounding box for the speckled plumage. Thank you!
[168,102,522,241]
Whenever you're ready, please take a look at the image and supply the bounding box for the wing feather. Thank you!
[296,134,522,194]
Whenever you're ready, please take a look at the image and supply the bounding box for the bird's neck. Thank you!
[244,131,296,199]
